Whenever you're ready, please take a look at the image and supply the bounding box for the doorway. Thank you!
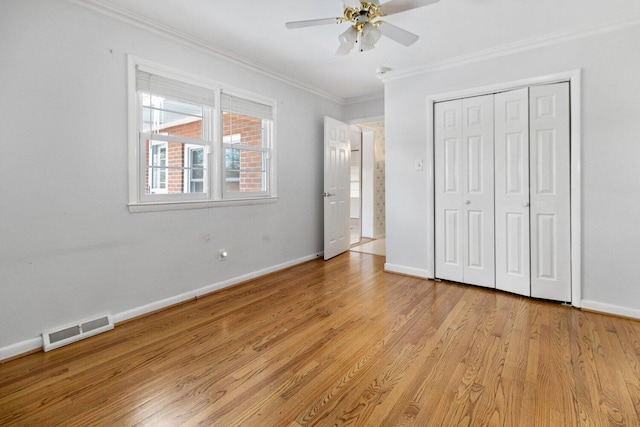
[350,121,386,257]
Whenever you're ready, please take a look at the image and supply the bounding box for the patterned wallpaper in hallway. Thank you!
[364,121,385,238]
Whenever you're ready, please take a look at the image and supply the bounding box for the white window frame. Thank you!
[223,134,242,191]
[127,56,278,213]
[220,90,274,200]
[184,144,206,194]
[149,140,168,194]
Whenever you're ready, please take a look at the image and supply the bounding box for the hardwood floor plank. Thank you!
[1,252,640,426]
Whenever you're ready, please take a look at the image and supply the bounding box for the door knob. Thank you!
[464,200,471,205]
[323,192,335,197]
[522,201,530,208]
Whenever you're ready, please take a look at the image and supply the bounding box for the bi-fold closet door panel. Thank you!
[494,88,531,296]
[529,83,571,302]
[495,83,571,300]
[435,95,495,288]
[435,82,571,302]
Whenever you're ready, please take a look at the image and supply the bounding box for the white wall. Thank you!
[343,97,384,122]
[0,0,343,358]
[384,24,640,318]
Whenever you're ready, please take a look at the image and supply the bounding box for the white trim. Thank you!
[183,144,206,194]
[381,15,640,84]
[111,252,323,323]
[0,337,42,362]
[0,252,322,362]
[426,70,582,307]
[142,133,206,146]
[127,56,139,206]
[569,72,582,309]
[67,0,640,104]
[581,300,640,321]
[128,196,278,213]
[223,144,268,152]
[66,0,344,105]
[148,140,168,194]
[384,263,430,279]
[344,92,384,106]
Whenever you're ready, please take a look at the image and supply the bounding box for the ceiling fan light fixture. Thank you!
[362,22,382,43]
[338,26,358,46]
[358,23,381,52]
[287,0,439,55]
[359,39,375,52]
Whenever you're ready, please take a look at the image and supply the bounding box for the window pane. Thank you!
[141,95,204,137]
[224,148,266,193]
[187,146,205,194]
[191,149,204,180]
[223,113,266,149]
[144,140,206,195]
[147,142,167,194]
[222,109,270,195]
[350,182,360,198]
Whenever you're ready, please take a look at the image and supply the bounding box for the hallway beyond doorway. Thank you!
[350,218,385,256]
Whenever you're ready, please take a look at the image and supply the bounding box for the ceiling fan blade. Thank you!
[285,17,341,29]
[381,0,440,16]
[343,0,362,8]
[379,21,419,46]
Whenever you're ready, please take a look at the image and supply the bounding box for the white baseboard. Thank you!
[113,252,322,324]
[580,299,640,320]
[0,337,43,362]
[0,253,323,362]
[384,263,430,279]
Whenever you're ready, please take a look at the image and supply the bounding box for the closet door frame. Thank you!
[426,69,582,307]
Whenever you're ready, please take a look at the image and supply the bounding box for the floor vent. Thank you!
[42,313,114,352]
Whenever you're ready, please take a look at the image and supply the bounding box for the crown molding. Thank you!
[380,14,640,83]
[343,91,384,106]
[65,0,346,105]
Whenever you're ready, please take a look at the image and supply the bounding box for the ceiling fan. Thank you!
[285,0,440,55]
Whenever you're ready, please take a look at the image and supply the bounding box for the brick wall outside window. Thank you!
[144,114,266,194]
[224,114,265,193]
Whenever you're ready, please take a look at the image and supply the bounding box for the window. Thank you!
[223,134,241,190]
[221,94,272,198]
[149,141,168,194]
[129,57,276,211]
[184,145,204,193]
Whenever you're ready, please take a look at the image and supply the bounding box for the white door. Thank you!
[462,95,495,287]
[529,82,571,301]
[435,99,464,282]
[495,88,531,296]
[324,116,351,260]
[435,95,495,288]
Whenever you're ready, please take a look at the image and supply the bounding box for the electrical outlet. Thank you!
[415,159,424,171]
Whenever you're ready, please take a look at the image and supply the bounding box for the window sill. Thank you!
[128,196,278,213]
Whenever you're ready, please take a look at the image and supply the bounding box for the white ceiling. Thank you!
[91,0,640,103]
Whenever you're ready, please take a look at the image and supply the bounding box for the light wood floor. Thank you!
[1,252,639,426]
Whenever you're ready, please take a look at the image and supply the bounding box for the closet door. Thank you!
[529,82,571,301]
[494,88,531,296]
[462,95,495,287]
[435,95,495,288]
[435,99,464,282]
